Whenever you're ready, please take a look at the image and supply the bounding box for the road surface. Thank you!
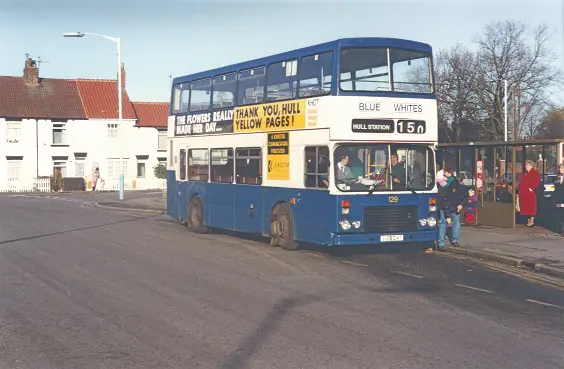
[0,194,563,368]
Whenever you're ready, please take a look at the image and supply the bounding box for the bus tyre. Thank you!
[188,196,207,234]
[270,203,298,251]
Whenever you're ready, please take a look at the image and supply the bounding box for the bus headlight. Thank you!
[427,217,437,227]
[352,220,361,229]
[419,218,427,226]
[339,219,351,231]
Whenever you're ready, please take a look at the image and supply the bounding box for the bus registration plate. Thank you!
[380,235,404,242]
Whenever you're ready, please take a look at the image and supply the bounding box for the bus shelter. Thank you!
[437,139,564,228]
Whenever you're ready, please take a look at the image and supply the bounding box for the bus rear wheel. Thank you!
[270,203,298,251]
[188,196,207,234]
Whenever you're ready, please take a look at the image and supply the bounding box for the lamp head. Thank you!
[62,32,85,38]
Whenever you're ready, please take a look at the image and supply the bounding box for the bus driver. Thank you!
[337,155,357,182]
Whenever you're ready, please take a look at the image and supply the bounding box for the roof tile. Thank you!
[0,76,86,119]
[75,79,136,120]
[132,102,169,128]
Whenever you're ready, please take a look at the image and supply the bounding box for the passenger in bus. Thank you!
[390,154,406,189]
[319,154,330,188]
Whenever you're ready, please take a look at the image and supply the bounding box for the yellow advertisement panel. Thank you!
[267,132,290,180]
[234,100,306,133]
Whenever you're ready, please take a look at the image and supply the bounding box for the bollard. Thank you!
[119,174,124,200]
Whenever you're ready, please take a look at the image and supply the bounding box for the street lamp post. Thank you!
[63,32,125,200]
[503,79,508,142]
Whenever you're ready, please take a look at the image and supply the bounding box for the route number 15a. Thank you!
[396,120,426,134]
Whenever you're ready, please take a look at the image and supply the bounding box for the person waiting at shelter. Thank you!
[517,160,541,227]
[465,187,477,224]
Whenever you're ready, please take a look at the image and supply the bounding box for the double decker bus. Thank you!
[166,37,438,250]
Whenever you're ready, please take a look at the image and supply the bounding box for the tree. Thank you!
[472,20,561,140]
[538,107,564,138]
[153,162,167,179]
[434,44,485,142]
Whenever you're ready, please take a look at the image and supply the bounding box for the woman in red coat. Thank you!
[517,160,541,227]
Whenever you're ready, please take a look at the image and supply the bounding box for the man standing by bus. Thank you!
[437,168,465,250]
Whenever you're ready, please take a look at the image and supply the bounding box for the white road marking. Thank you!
[455,284,493,294]
[525,299,564,309]
[305,252,326,259]
[392,271,423,279]
[340,260,368,267]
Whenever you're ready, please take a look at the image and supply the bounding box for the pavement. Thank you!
[0,193,563,368]
[443,224,564,279]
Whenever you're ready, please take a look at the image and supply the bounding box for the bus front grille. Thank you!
[362,206,418,233]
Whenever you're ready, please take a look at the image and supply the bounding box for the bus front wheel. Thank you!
[188,196,207,234]
[270,203,298,251]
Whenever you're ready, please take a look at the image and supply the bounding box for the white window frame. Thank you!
[107,158,129,178]
[52,123,67,145]
[6,121,21,144]
[158,131,167,151]
[75,158,85,177]
[136,158,147,178]
[7,160,21,180]
[107,123,119,139]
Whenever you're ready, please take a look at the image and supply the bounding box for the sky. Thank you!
[1,0,563,103]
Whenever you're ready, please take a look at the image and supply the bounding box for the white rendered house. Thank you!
[0,56,168,192]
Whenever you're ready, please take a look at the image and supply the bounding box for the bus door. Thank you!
[234,148,263,233]
[175,147,188,220]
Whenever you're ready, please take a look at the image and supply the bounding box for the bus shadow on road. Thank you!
[204,228,429,258]
[303,242,428,258]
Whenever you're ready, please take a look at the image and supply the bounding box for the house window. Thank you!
[107,158,128,178]
[136,155,148,178]
[107,123,119,139]
[137,162,146,178]
[52,123,67,145]
[158,132,167,151]
[6,122,21,143]
[7,160,21,180]
[53,161,67,177]
[74,153,87,177]
[75,160,85,177]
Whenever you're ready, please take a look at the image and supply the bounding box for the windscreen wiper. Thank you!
[391,174,417,195]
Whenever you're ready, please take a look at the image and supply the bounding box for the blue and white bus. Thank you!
[166,37,439,250]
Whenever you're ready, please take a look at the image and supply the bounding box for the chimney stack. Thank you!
[24,56,39,86]
[120,62,126,90]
